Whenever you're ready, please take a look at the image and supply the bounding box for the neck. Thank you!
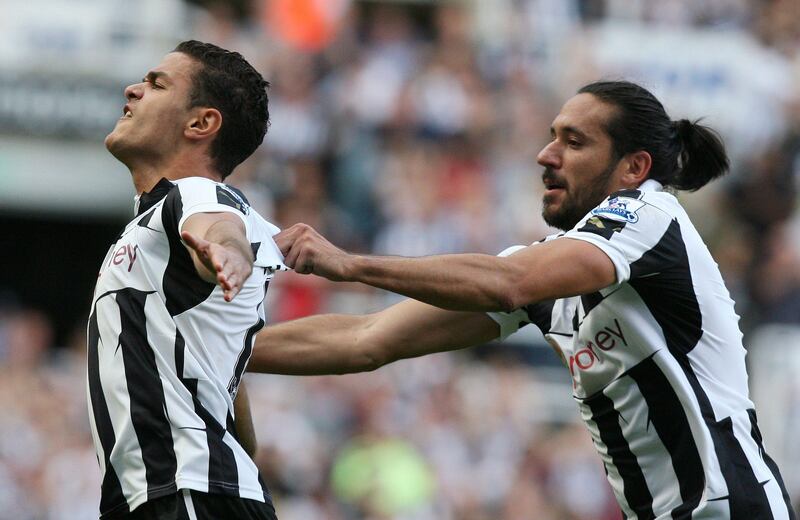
[129,153,222,194]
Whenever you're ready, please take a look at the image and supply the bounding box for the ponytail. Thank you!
[670,119,729,191]
[578,81,730,192]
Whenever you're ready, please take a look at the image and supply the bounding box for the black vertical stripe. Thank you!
[572,307,580,332]
[216,185,249,214]
[523,299,555,333]
[710,415,773,519]
[226,410,239,441]
[628,357,704,518]
[137,178,174,216]
[203,405,240,496]
[747,409,797,519]
[586,391,655,519]
[629,219,684,282]
[176,491,191,520]
[581,292,605,315]
[174,329,187,381]
[87,306,130,516]
[227,317,265,397]
[629,220,774,518]
[117,289,178,499]
[162,187,216,316]
[173,331,239,495]
[226,184,251,205]
[577,215,627,240]
[137,208,155,229]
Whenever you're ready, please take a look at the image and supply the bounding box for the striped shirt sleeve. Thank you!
[563,191,676,285]
[487,244,556,340]
[248,214,288,273]
[171,177,252,237]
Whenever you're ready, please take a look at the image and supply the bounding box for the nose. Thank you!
[537,140,562,169]
[124,82,144,101]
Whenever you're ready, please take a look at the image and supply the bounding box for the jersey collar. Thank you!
[639,179,663,192]
[134,178,175,216]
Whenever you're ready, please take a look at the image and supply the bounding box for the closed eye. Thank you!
[143,71,168,90]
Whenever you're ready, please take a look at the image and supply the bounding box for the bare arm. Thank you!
[277,224,615,312]
[233,381,257,458]
[181,212,254,301]
[248,298,501,375]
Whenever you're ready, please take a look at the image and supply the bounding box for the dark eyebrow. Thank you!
[551,124,592,142]
[561,125,589,140]
[143,71,169,83]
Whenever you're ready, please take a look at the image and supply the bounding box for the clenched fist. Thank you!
[275,223,353,281]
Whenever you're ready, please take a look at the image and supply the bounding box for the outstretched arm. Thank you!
[276,223,615,312]
[248,299,501,375]
[181,212,254,302]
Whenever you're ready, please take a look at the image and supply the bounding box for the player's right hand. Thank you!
[181,229,252,302]
[274,224,352,282]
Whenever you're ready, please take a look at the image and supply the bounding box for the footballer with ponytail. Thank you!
[578,80,729,192]
[251,75,796,520]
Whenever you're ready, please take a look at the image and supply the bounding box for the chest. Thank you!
[546,288,657,397]
[96,206,168,292]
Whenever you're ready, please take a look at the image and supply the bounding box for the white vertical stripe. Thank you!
[85,371,105,477]
[651,351,728,502]
[95,294,148,510]
[183,489,199,520]
[230,430,264,502]
[731,411,793,519]
[143,295,210,490]
[603,374,680,515]
[578,401,637,519]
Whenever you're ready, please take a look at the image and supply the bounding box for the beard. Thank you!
[541,159,619,231]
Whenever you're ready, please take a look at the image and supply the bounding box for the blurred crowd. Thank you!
[2,0,800,518]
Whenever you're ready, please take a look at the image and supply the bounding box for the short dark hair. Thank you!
[174,40,270,179]
[578,80,729,191]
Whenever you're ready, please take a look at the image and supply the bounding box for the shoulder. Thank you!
[164,177,213,203]
[497,231,564,257]
[170,176,220,197]
[589,187,679,226]
[169,177,252,215]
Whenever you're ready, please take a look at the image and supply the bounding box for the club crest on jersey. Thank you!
[591,197,643,223]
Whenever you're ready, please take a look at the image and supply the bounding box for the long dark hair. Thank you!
[578,81,729,191]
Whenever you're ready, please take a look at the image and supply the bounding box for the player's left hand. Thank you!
[275,223,352,281]
[181,230,253,302]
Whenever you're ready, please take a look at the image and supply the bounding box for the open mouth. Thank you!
[543,180,566,195]
[542,168,566,194]
[120,106,133,120]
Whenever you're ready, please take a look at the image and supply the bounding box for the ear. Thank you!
[185,108,222,142]
[620,150,652,188]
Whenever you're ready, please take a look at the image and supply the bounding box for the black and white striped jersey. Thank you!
[86,177,285,518]
[491,180,796,519]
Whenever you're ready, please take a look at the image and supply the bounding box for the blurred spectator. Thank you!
[0,312,100,519]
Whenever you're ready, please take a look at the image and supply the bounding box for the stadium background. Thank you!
[1,0,799,518]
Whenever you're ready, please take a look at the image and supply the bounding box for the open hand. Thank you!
[181,230,253,302]
[275,224,351,281]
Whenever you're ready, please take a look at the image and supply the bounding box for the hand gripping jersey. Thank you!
[490,180,795,519]
[86,177,285,518]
